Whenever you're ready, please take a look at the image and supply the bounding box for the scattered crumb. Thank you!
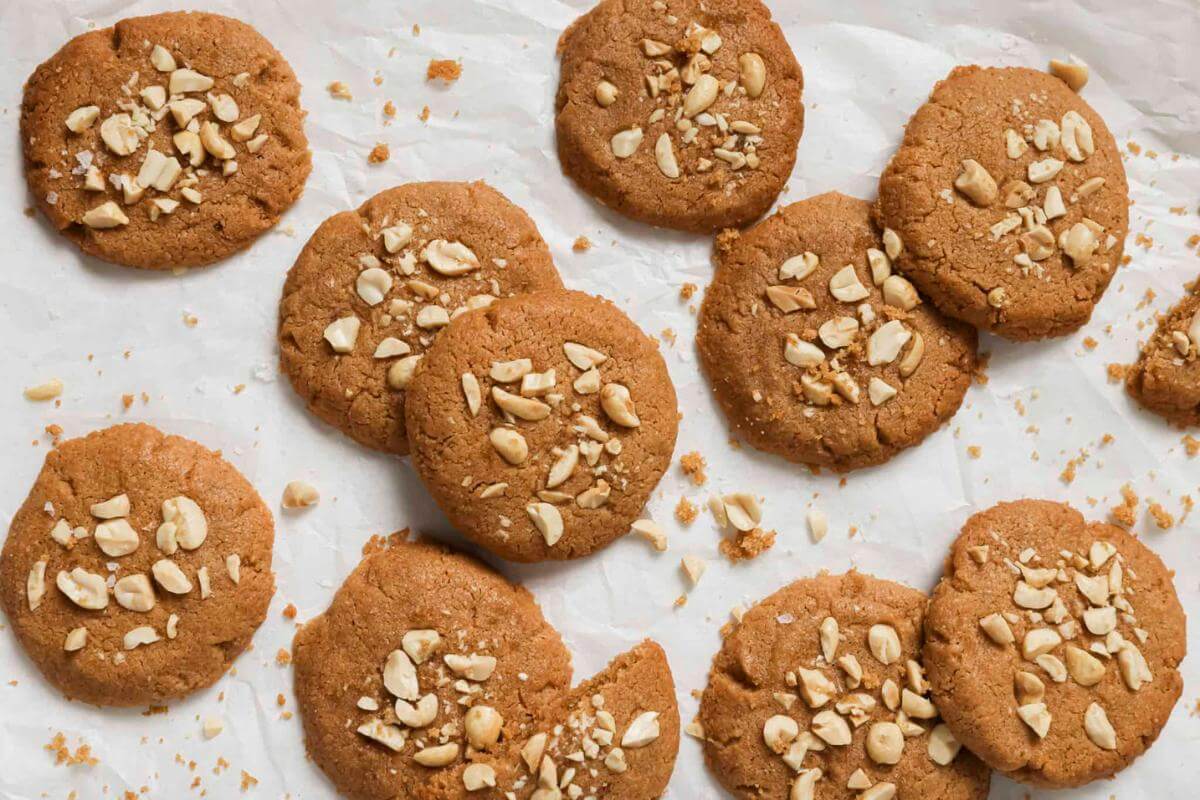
[419,105,431,123]
[326,81,352,100]
[122,393,135,410]
[426,59,462,83]
[1082,336,1098,351]
[966,445,982,459]
[660,328,676,346]
[680,282,697,300]
[1105,362,1128,383]
[675,497,698,525]
[275,648,291,666]
[367,143,390,164]
[720,528,776,563]
[240,770,258,791]
[382,100,396,119]
[1148,501,1174,530]
[572,235,591,252]
[183,312,199,328]
[972,352,991,385]
[1183,434,1199,457]
[1111,483,1139,527]
[45,733,98,767]
[283,603,297,620]
[679,451,707,485]
[412,23,420,36]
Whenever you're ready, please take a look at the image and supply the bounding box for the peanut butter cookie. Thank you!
[279,182,562,455]
[293,537,680,800]
[22,11,310,269]
[878,65,1128,339]
[700,571,991,800]
[697,192,977,471]
[0,423,275,706]
[1125,277,1200,426]
[555,0,804,232]
[924,500,1186,787]
[404,289,679,562]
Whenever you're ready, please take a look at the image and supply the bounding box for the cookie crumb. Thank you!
[1148,501,1174,530]
[367,143,390,164]
[275,648,291,666]
[382,100,396,119]
[282,603,297,619]
[426,59,462,83]
[967,445,982,459]
[1183,434,1199,457]
[45,733,98,767]
[1111,483,1139,527]
[719,527,776,562]
[680,451,707,485]
[1082,336,1098,351]
[419,105,431,123]
[675,496,697,525]
[240,770,258,791]
[1106,362,1128,383]
[680,282,697,300]
[326,81,352,100]
[660,328,676,346]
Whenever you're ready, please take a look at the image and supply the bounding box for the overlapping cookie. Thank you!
[697,192,977,471]
[279,181,563,454]
[22,11,310,269]
[555,0,804,232]
[924,499,1186,787]
[404,289,678,562]
[699,571,991,799]
[0,423,275,706]
[1125,276,1200,426]
[293,537,680,799]
[878,65,1128,339]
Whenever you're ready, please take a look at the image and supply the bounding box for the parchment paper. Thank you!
[1,0,1198,797]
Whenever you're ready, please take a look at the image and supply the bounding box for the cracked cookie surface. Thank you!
[404,289,678,562]
[293,537,679,800]
[697,191,977,471]
[877,65,1128,340]
[924,500,1185,787]
[279,181,562,455]
[22,11,310,269]
[0,423,274,706]
[555,0,804,232]
[700,571,991,799]
[1125,276,1200,426]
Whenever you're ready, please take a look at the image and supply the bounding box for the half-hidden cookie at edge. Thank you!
[1125,276,1200,426]
[22,11,310,269]
[697,191,977,471]
[279,181,562,455]
[877,65,1128,340]
[555,0,804,232]
[700,571,991,800]
[0,423,275,707]
[924,499,1186,787]
[404,289,678,562]
[292,536,680,800]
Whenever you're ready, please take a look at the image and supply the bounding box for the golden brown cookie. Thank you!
[22,11,310,270]
[0,423,275,706]
[292,537,680,800]
[279,182,563,455]
[404,289,678,562]
[697,192,978,471]
[877,65,1128,340]
[555,0,804,232]
[700,571,991,799]
[924,500,1186,787]
[1125,277,1200,426]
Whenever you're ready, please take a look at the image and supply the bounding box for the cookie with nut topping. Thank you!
[924,500,1186,787]
[293,537,680,800]
[22,11,310,269]
[555,0,804,232]
[877,65,1129,340]
[404,289,678,562]
[279,181,562,455]
[697,191,977,471]
[0,423,274,706]
[1125,276,1200,426]
[699,571,991,800]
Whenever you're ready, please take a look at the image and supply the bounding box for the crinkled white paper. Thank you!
[1,0,1199,797]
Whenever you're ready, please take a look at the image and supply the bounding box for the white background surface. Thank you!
[1,0,1198,797]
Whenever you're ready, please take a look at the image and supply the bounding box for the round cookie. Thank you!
[22,11,310,270]
[0,423,275,706]
[1125,276,1200,426]
[700,571,991,800]
[293,537,680,800]
[555,0,804,232]
[279,182,562,455]
[924,499,1186,787]
[697,191,978,471]
[877,65,1128,340]
[404,289,678,562]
